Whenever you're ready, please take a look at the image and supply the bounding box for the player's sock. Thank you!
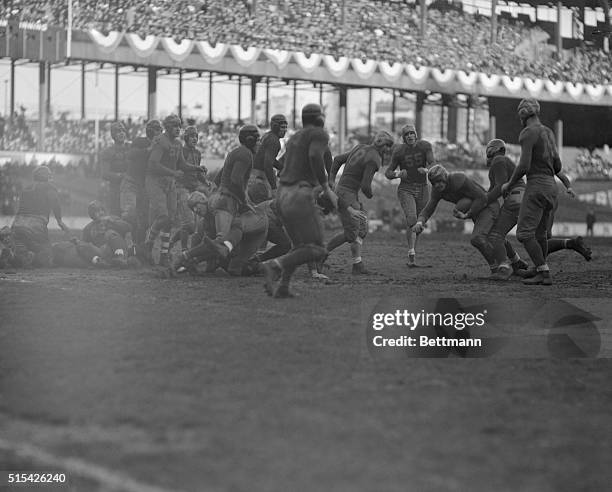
[159,232,170,256]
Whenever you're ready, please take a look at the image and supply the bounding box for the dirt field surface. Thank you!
[1,232,612,492]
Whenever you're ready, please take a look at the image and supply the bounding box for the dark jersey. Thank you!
[253,131,281,190]
[418,172,487,223]
[148,133,196,177]
[487,155,525,203]
[100,143,130,184]
[331,144,381,198]
[219,145,254,203]
[126,137,152,186]
[279,127,329,187]
[82,215,132,247]
[386,140,433,187]
[519,123,562,178]
[15,182,61,223]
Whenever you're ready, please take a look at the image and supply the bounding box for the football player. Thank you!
[101,122,130,216]
[385,124,434,267]
[501,99,572,285]
[121,119,163,257]
[248,114,287,204]
[326,130,394,274]
[261,103,338,298]
[414,164,499,273]
[11,165,70,267]
[144,114,201,266]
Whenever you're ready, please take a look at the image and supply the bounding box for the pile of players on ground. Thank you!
[0,100,592,295]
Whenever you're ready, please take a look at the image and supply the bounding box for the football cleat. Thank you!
[489,265,512,281]
[262,261,282,296]
[522,271,552,286]
[516,266,537,279]
[351,262,370,275]
[512,258,529,273]
[203,236,230,260]
[569,236,592,261]
[274,284,296,298]
[311,271,330,281]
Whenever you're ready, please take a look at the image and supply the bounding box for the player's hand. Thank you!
[397,169,408,180]
[566,187,576,199]
[323,187,338,212]
[413,221,425,235]
[417,167,427,175]
[501,182,510,197]
[453,209,469,220]
[347,206,367,222]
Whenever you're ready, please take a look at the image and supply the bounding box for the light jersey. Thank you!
[279,126,330,187]
[389,140,433,186]
[16,182,61,223]
[334,144,381,197]
[219,145,254,202]
[518,123,561,178]
[418,172,487,223]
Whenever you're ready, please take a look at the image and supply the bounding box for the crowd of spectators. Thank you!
[572,149,612,180]
[3,0,612,84]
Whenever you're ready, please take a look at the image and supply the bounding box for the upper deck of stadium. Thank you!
[2,0,611,85]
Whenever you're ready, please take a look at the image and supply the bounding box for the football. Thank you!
[454,197,473,214]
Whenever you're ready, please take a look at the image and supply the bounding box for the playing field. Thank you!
[1,232,611,492]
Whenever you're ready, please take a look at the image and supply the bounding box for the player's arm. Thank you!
[229,152,252,203]
[418,142,434,174]
[148,140,179,178]
[178,149,200,173]
[263,141,280,190]
[556,170,576,198]
[359,159,379,199]
[82,222,93,243]
[505,129,535,190]
[415,192,441,231]
[309,135,338,211]
[329,151,350,187]
[100,150,123,183]
[462,180,488,219]
[49,187,69,234]
[486,160,510,204]
[384,149,401,180]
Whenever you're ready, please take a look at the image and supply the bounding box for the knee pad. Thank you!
[354,236,363,245]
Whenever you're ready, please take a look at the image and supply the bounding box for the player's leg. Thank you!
[488,197,525,279]
[104,230,128,267]
[144,176,166,263]
[156,179,177,267]
[398,189,418,266]
[517,186,551,285]
[470,202,498,271]
[263,183,326,297]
